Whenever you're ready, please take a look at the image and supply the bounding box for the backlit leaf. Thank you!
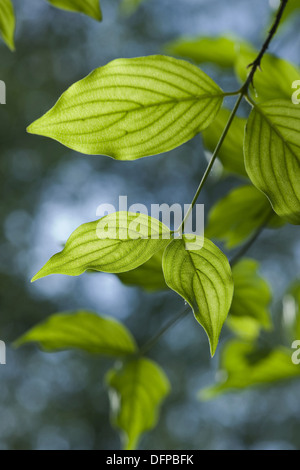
[227,259,272,339]
[200,340,300,399]
[226,317,263,341]
[47,0,102,21]
[15,310,136,356]
[27,55,225,159]
[165,36,248,69]
[205,185,282,249]
[32,212,171,281]
[162,236,234,356]
[106,358,170,450]
[0,0,15,51]
[244,100,300,225]
[280,0,300,23]
[270,0,300,30]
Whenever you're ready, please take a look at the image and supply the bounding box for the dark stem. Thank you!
[179,92,244,234]
[138,0,289,358]
[230,211,274,267]
[179,0,289,231]
[243,0,289,91]
[139,306,191,356]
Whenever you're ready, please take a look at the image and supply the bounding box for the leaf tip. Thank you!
[96,10,103,22]
[210,346,217,358]
[27,112,53,137]
[30,274,40,283]
[27,119,42,136]
[31,267,47,283]
[2,33,15,51]
[209,336,219,358]
[88,4,102,22]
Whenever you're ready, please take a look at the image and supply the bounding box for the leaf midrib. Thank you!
[47,93,226,127]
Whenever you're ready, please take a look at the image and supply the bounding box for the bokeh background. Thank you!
[0,0,300,450]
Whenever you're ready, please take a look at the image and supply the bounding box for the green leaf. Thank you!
[0,0,15,51]
[270,0,300,30]
[244,100,300,225]
[227,259,272,339]
[202,108,247,177]
[205,185,282,249]
[32,212,171,281]
[280,0,300,23]
[27,55,225,159]
[235,51,300,102]
[226,317,263,342]
[47,0,102,21]
[165,36,249,69]
[162,236,234,356]
[117,250,167,291]
[200,340,300,399]
[106,358,170,450]
[15,310,137,356]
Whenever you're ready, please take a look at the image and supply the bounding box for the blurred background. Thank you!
[0,0,300,450]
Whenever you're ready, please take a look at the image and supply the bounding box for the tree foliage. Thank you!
[11,0,300,449]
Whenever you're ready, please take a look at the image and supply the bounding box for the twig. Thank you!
[179,92,244,234]
[181,0,290,222]
[242,0,289,91]
[139,306,191,356]
[138,0,289,357]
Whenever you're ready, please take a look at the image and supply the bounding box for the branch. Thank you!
[179,92,244,234]
[181,0,289,220]
[139,1,289,357]
[243,0,289,91]
[139,306,191,356]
